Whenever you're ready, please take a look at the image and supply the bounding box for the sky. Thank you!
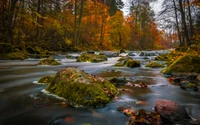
[121,0,164,16]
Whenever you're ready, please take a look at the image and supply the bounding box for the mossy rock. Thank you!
[0,52,29,60]
[146,62,164,68]
[155,53,168,61]
[118,56,132,61]
[114,57,140,68]
[37,58,61,65]
[46,67,118,107]
[180,81,198,91]
[38,75,54,84]
[162,54,200,74]
[126,59,140,67]
[76,53,107,63]
[109,77,127,86]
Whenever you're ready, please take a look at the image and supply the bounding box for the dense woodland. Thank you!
[0,0,200,53]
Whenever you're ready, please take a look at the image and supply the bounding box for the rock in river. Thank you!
[180,80,198,91]
[76,53,107,63]
[114,56,140,68]
[37,58,61,65]
[46,67,118,107]
[155,99,192,125]
[38,75,54,84]
[162,54,200,74]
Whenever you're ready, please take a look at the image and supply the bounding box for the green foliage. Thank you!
[76,53,107,63]
[0,43,13,54]
[0,52,29,60]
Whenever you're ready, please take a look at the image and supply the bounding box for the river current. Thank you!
[0,52,200,125]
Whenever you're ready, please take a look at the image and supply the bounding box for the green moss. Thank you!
[38,75,54,84]
[46,67,118,107]
[76,53,107,63]
[0,51,29,60]
[185,83,196,88]
[37,58,61,65]
[155,53,168,61]
[162,54,200,74]
[125,59,140,67]
[146,62,164,68]
[114,57,140,68]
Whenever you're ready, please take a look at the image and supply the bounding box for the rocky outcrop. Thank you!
[146,62,164,68]
[37,58,61,65]
[155,99,192,125]
[114,57,140,68]
[162,54,200,74]
[46,67,118,107]
[76,53,107,63]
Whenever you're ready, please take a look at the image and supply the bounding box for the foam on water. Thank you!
[41,89,66,101]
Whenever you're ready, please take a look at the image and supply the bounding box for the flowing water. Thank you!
[0,52,200,125]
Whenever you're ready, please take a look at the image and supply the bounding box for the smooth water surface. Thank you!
[0,53,200,125]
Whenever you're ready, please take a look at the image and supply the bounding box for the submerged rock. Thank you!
[46,67,118,107]
[109,77,127,86]
[146,62,164,68]
[180,81,198,91]
[155,99,192,125]
[162,54,200,74]
[37,58,61,65]
[38,75,54,84]
[76,53,107,63]
[117,108,161,125]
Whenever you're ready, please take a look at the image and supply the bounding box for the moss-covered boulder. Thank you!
[37,58,61,65]
[146,62,164,68]
[46,67,118,107]
[38,75,54,84]
[0,52,29,60]
[155,53,168,61]
[76,53,107,63]
[162,54,200,74]
[126,59,140,67]
[114,57,140,67]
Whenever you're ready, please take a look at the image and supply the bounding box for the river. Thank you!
[0,52,200,125]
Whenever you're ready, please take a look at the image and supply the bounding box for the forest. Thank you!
[0,0,199,55]
[1,1,200,125]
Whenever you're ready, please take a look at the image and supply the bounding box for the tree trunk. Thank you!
[36,0,41,39]
[7,0,17,44]
[173,0,183,46]
[187,0,194,40]
[76,0,84,47]
[118,32,122,47]
[73,0,77,48]
[179,0,190,46]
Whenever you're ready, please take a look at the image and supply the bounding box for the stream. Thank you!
[0,51,200,125]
